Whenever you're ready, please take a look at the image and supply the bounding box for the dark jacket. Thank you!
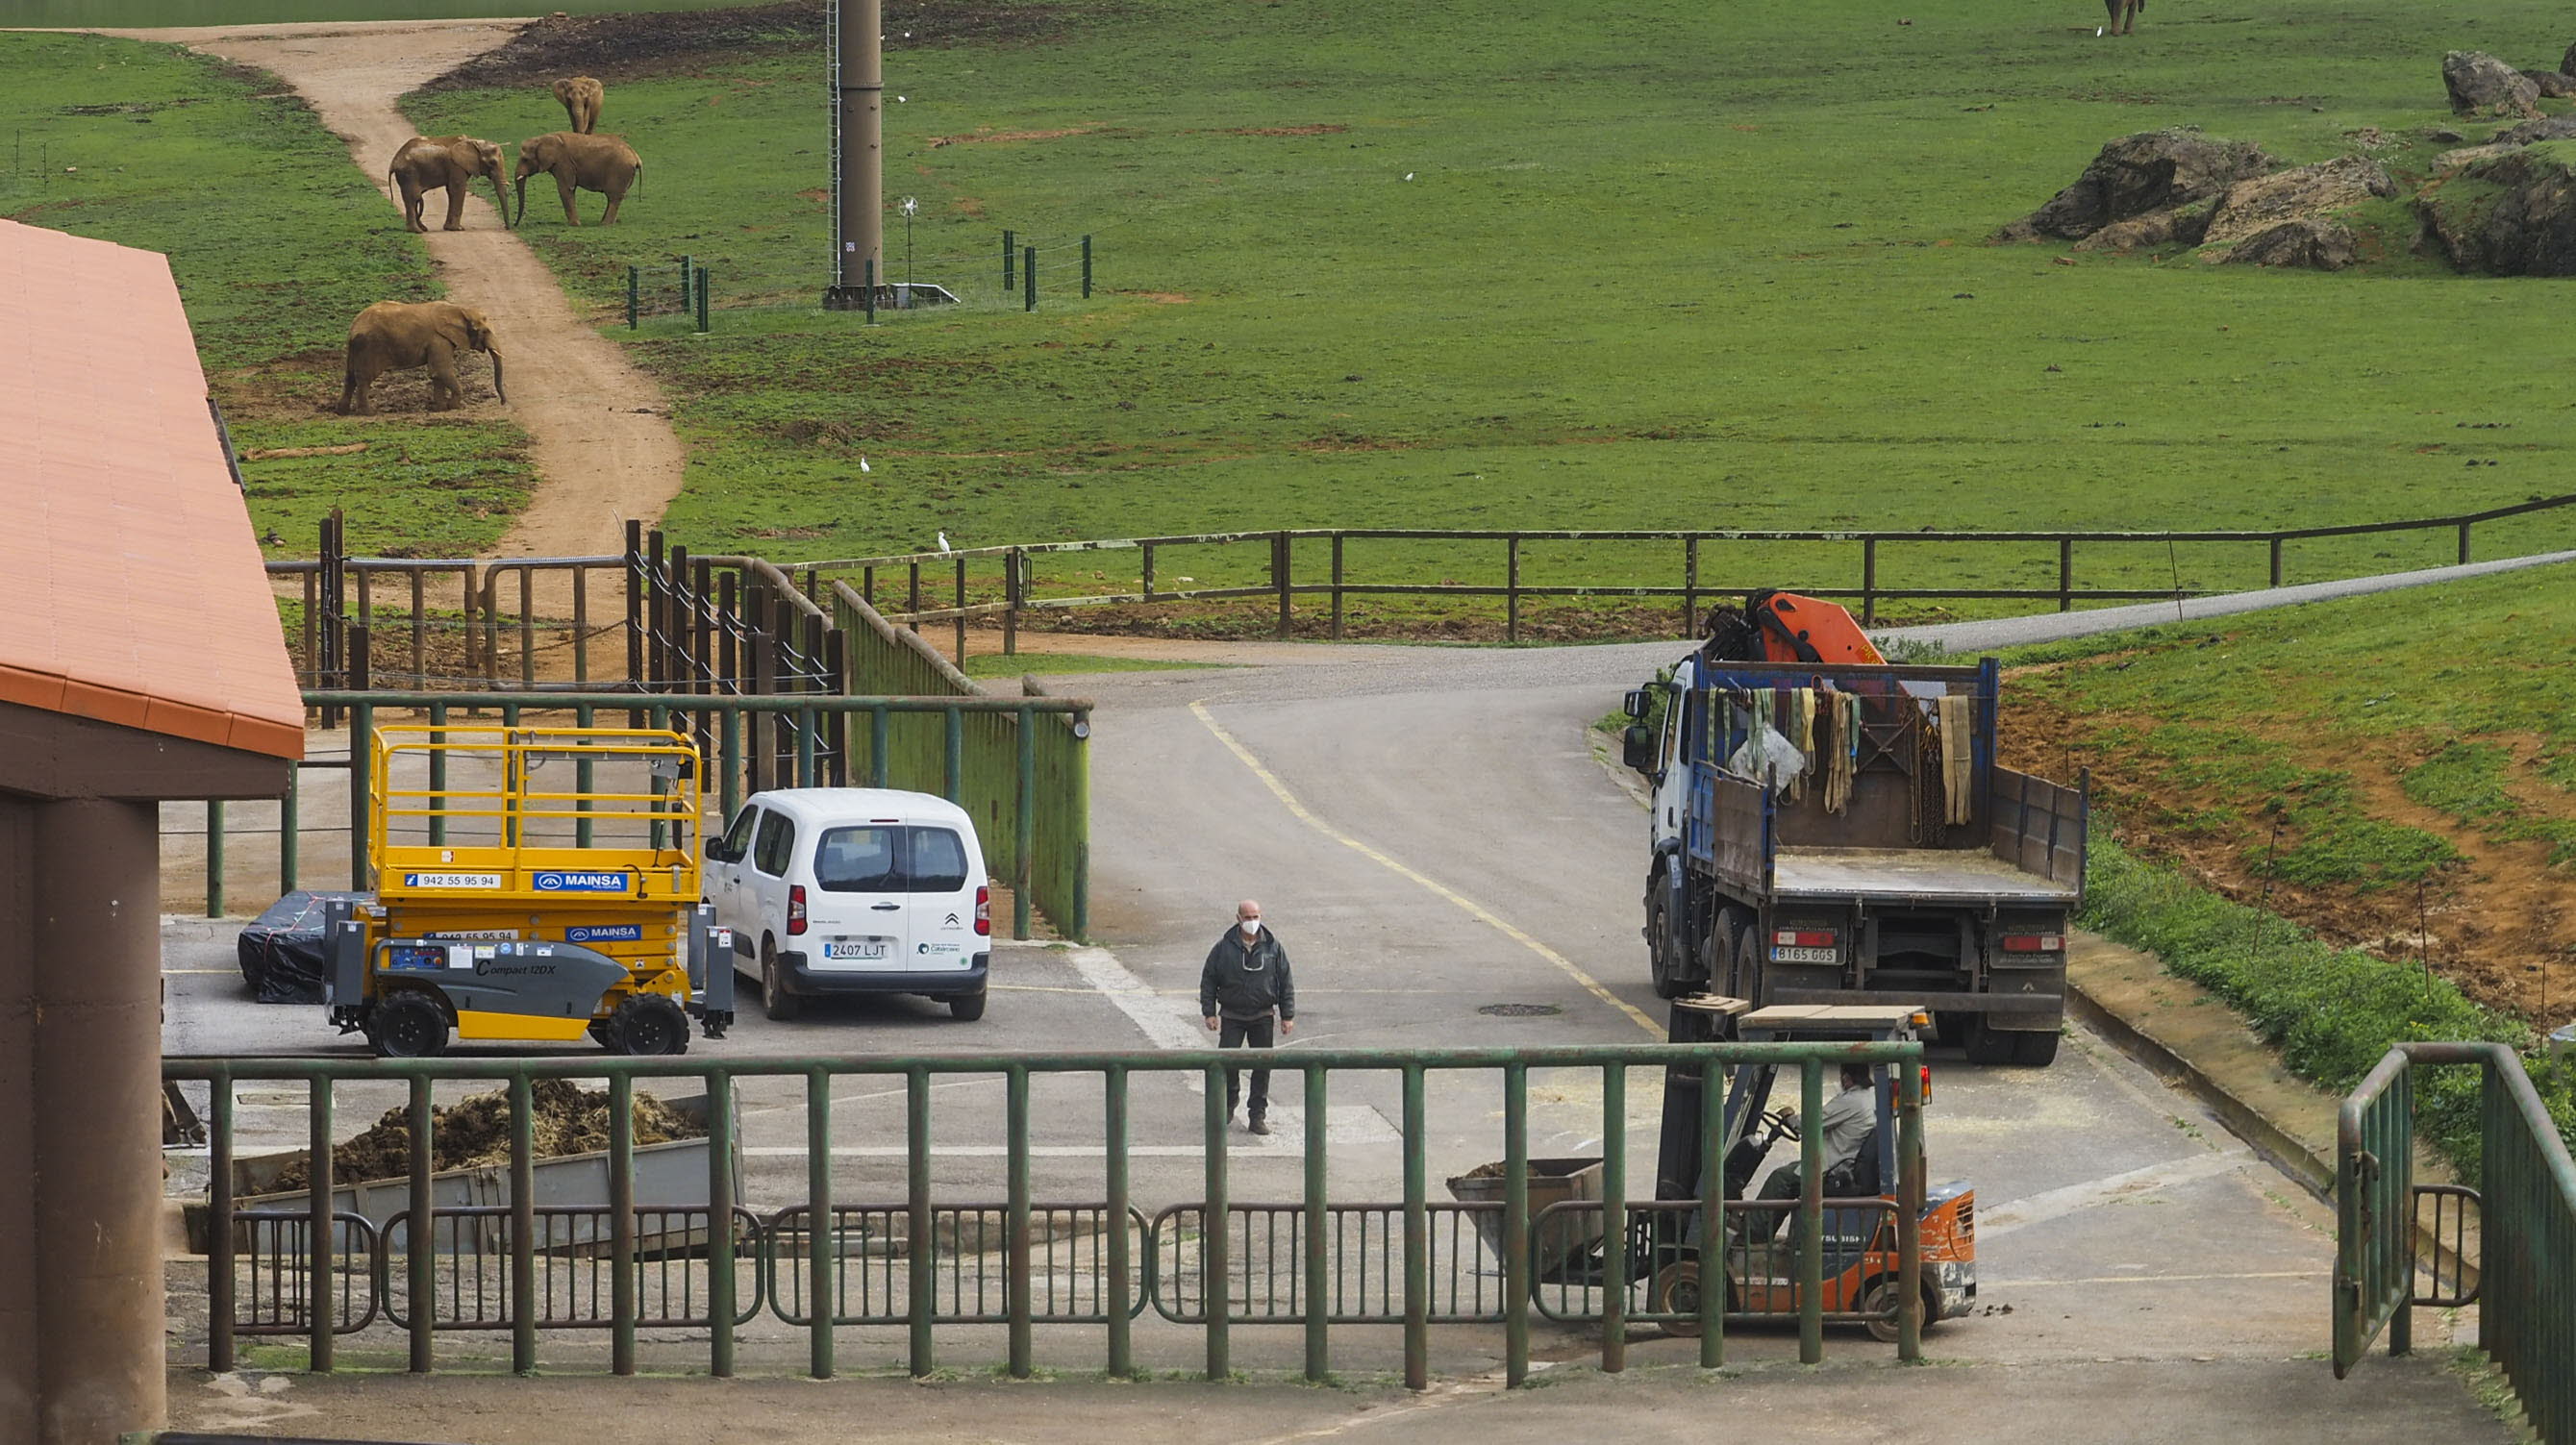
[1201,926,1295,1021]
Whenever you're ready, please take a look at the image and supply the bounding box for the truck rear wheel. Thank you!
[2012,1030,2061,1066]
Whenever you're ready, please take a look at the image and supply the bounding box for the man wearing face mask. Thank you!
[1201,899,1297,1134]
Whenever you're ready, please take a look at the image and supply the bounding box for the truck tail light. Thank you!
[975,885,991,937]
[1774,929,1837,948]
[2001,934,2063,954]
[788,884,808,936]
[1889,1064,1935,1108]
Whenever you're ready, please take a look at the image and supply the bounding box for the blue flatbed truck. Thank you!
[1621,651,2088,1065]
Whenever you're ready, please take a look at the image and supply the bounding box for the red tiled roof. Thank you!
[0,218,303,761]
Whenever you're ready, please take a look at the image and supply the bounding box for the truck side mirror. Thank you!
[1622,725,1655,773]
[1623,688,1652,720]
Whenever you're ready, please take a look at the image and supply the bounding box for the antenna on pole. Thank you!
[822,0,885,311]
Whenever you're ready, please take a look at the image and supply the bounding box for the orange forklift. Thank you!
[1637,1001,1977,1341]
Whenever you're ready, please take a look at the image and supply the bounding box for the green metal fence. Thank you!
[2336,1042,2573,1442]
[167,1039,1926,1387]
[827,584,1089,939]
[196,689,1088,941]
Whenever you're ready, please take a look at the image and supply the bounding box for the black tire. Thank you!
[372,992,451,1059]
[1646,884,1682,1000]
[1863,1277,1946,1344]
[1652,1259,1706,1338]
[612,992,690,1057]
[588,1020,619,1051]
[2012,1029,2063,1067]
[762,940,802,1022]
[1961,1017,2016,1066]
[948,988,988,1022]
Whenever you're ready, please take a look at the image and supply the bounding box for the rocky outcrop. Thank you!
[2200,155,2397,246]
[2071,203,2213,253]
[2493,115,2576,145]
[2524,70,2576,99]
[2219,218,2359,269]
[1995,129,2273,242]
[2443,51,2542,118]
[2416,144,2576,276]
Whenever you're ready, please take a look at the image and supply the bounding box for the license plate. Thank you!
[824,941,888,960]
[1771,945,1838,963]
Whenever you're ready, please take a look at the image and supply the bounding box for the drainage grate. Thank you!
[1477,1003,1563,1017]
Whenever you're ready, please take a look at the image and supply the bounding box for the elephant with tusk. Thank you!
[388,135,513,232]
[513,132,643,227]
[339,301,505,415]
[552,75,606,134]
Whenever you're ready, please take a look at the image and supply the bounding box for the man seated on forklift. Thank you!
[1755,1062,1877,1237]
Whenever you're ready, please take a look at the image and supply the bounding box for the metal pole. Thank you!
[1015,705,1036,939]
[1082,235,1092,298]
[1897,1059,1924,1362]
[1699,1052,1724,1363]
[696,265,710,332]
[204,800,224,918]
[1273,531,1291,638]
[1204,1061,1230,1380]
[1105,1066,1133,1377]
[308,1078,335,1372]
[832,0,883,302]
[510,1074,537,1374]
[1601,1063,1626,1373]
[807,1068,834,1379]
[348,701,373,890]
[610,1073,637,1375]
[1402,1064,1428,1390]
[279,768,298,894]
[1007,1067,1034,1377]
[209,1072,235,1374]
[1798,1059,1824,1363]
[1302,1064,1329,1382]
[907,1068,935,1376]
[1503,1063,1529,1386]
[1506,535,1520,642]
[1024,246,1037,311]
[707,1071,737,1378]
[1861,538,1877,627]
[407,1078,434,1373]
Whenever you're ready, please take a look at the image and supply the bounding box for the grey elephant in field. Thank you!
[2103,0,2141,34]
[552,75,606,133]
[513,131,642,226]
[388,135,512,232]
[339,301,505,415]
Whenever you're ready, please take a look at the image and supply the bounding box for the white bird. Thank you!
[897,96,907,103]
[859,456,870,473]
[937,532,952,553]
[1404,172,1414,181]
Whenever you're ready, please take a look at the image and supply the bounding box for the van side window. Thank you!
[907,828,970,893]
[813,826,902,891]
[720,806,761,862]
[752,811,796,878]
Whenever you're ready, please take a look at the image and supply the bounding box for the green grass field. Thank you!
[1,31,531,557]
[403,0,2576,620]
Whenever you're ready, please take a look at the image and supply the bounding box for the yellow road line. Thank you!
[1189,700,1660,1038]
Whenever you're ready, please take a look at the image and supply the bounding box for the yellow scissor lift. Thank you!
[322,723,734,1058]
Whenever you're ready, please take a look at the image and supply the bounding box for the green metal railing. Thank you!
[2336,1042,2573,1442]
[168,1040,1925,1386]
[194,689,1090,941]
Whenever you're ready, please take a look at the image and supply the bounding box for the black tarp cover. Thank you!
[237,890,369,1004]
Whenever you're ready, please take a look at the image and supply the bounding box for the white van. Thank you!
[703,788,991,1022]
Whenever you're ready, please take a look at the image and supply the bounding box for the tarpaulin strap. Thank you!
[1938,692,1974,826]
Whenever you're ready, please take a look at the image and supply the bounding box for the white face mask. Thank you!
[1239,918,1261,936]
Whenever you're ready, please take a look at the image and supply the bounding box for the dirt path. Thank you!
[112,19,686,591]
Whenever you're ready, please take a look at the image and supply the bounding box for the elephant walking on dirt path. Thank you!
[339,301,506,415]
[514,132,642,226]
[552,75,605,133]
[2103,0,2141,35]
[388,135,512,232]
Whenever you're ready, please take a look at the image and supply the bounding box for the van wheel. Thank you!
[948,988,988,1022]
[373,993,451,1059]
[762,941,802,1022]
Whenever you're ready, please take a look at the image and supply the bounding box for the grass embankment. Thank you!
[0,31,531,558]
[1990,568,2576,1169]
[403,0,2576,635]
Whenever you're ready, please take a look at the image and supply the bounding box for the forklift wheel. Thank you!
[1863,1277,1943,1344]
[373,993,452,1059]
[612,993,690,1056]
[1650,1260,1716,1338]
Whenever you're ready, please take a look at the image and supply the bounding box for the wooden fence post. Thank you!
[1273,531,1292,638]
[1331,534,1346,640]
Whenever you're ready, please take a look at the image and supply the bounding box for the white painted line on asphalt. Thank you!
[1977,1148,2254,1238]
[1067,943,1208,1052]
[1188,699,1661,1038]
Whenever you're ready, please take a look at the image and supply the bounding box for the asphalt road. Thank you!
[157,561,2561,1422]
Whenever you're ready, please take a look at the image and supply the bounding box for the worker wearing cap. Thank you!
[1757,1062,1876,1235]
[1201,899,1296,1134]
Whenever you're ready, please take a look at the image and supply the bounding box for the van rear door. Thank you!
[805,822,908,971]
[903,825,982,976]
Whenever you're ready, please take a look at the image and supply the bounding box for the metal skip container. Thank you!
[1444,1157,1606,1282]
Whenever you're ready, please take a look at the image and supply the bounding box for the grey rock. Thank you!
[2200,155,2395,247]
[1997,129,2273,242]
[2524,69,2576,99]
[2443,50,2541,118]
[2491,115,2576,145]
[2563,37,2576,77]
[2427,128,2467,142]
[2217,218,2358,270]
[2071,202,2213,252]
[2416,144,2576,275]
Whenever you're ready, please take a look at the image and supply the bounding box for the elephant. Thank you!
[339,301,505,415]
[2102,0,2141,34]
[388,135,512,233]
[513,132,643,227]
[552,75,606,134]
